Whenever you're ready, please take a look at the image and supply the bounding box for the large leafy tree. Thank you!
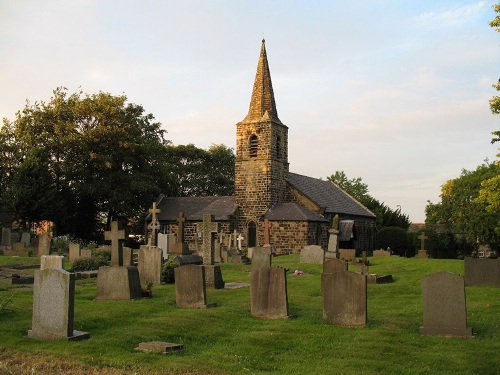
[1,88,169,239]
[327,171,410,230]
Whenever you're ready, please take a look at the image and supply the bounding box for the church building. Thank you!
[153,40,376,254]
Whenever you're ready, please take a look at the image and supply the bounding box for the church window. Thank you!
[275,135,281,158]
[249,134,258,157]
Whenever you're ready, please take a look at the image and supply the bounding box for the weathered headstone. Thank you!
[339,249,356,261]
[464,257,500,287]
[21,232,31,247]
[138,246,162,285]
[104,221,126,266]
[214,235,222,263]
[237,234,244,251]
[373,249,391,257]
[419,272,473,337]
[68,242,81,261]
[136,341,184,354]
[300,245,324,264]
[323,271,367,327]
[13,242,26,251]
[173,254,203,266]
[96,266,142,300]
[28,268,89,340]
[122,246,134,267]
[40,255,65,270]
[1,227,11,247]
[37,232,51,257]
[197,214,224,289]
[171,212,190,255]
[325,214,340,259]
[80,249,92,259]
[416,232,428,258]
[157,232,169,260]
[250,266,289,319]
[251,247,272,271]
[323,258,348,274]
[174,265,216,308]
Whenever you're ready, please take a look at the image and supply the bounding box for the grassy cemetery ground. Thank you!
[0,255,499,375]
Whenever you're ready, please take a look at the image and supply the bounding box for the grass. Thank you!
[0,255,499,374]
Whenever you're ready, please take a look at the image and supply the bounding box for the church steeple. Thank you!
[243,39,281,123]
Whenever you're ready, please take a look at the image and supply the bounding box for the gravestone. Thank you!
[214,235,222,263]
[250,266,289,319]
[237,234,244,251]
[325,214,340,259]
[300,245,324,264]
[21,232,31,247]
[221,247,228,263]
[104,221,126,266]
[171,212,190,255]
[28,268,89,340]
[96,266,142,300]
[361,251,367,264]
[339,249,356,261]
[13,242,26,251]
[252,251,272,272]
[416,232,428,258]
[69,243,81,261]
[157,232,169,260]
[136,341,184,354]
[80,249,92,258]
[138,246,162,285]
[40,255,65,270]
[419,272,473,337]
[464,257,500,287]
[148,202,161,247]
[323,271,367,327]
[1,228,11,247]
[197,214,224,289]
[37,233,51,257]
[174,265,216,308]
[373,249,391,257]
[122,246,133,267]
[323,258,348,274]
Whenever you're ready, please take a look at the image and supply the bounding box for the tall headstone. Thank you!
[21,232,31,247]
[138,246,163,285]
[104,221,126,266]
[40,255,65,270]
[250,266,289,319]
[96,266,142,300]
[28,268,89,340]
[122,246,134,267]
[251,247,272,271]
[174,265,216,308]
[464,257,500,287]
[1,228,11,247]
[326,214,340,259]
[171,212,190,255]
[68,242,81,261]
[323,271,367,327]
[197,214,224,289]
[300,245,324,264]
[157,232,169,260]
[37,232,51,257]
[416,232,429,258]
[419,272,473,337]
[148,202,161,247]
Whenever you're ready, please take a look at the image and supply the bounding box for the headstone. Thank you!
[68,243,81,261]
[157,232,169,260]
[339,249,356,261]
[138,246,162,285]
[1,228,11,246]
[148,202,161,247]
[416,232,429,258]
[251,247,272,271]
[122,246,133,267]
[13,242,26,251]
[373,249,391,257]
[300,245,324,264]
[28,268,90,340]
[214,235,222,263]
[171,212,190,255]
[173,254,203,266]
[174,265,216,308]
[136,341,184,354]
[323,258,348,274]
[96,266,142,300]
[250,266,289,319]
[80,249,92,258]
[237,234,244,251]
[326,214,340,259]
[359,263,369,275]
[221,247,228,263]
[203,265,225,289]
[361,251,367,264]
[322,271,367,327]
[21,232,31,247]
[464,257,500,287]
[37,232,51,257]
[104,221,126,266]
[40,255,64,270]
[419,272,473,337]
[197,214,220,266]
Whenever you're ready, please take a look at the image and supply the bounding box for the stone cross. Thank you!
[176,212,186,244]
[198,214,220,265]
[104,221,126,266]
[148,202,161,247]
[418,232,428,251]
[237,234,244,251]
[263,219,271,246]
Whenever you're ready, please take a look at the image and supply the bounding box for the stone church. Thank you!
[152,40,376,254]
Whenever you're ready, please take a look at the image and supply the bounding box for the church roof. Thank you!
[263,203,328,222]
[154,196,237,222]
[287,172,376,218]
[243,39,281,123]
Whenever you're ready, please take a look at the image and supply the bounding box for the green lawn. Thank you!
[0,255,499,374]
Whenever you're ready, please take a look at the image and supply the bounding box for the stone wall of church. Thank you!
[267,221,329,254]
[166,221,234,252]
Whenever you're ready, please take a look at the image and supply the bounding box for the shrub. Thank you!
[378,226,408,256]
[52,235,70,254]
[70,250,111,272]
[161,260,180,283]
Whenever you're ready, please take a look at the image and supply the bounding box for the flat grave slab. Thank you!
[136,341,184,354]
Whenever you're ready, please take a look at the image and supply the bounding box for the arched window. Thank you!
[248,221,257,247]
[249,134,258,157]
[275,135,281,158]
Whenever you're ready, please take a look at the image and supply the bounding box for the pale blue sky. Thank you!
[1,0,499,222]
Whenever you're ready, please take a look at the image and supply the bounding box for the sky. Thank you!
[1,0,499,223]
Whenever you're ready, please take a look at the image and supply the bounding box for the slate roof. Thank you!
[154,196,237,222]
[263,203,328,222]
[287,172,376,218]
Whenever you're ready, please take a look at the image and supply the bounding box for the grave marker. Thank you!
[250,266,289,319]
[416,232,428,258]
[69,242,81,261]
[174,265,216,308]
[40,255,64,270]
[104,221,126,266]
[138,246,163,285]
[37,232,51,257]
[300,245,324,264]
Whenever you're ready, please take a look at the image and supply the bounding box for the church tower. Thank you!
[235,39,289,246]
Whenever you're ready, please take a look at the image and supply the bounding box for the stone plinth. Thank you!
[136,341,184,354]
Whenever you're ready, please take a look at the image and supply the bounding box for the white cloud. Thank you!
[413,1,487,27]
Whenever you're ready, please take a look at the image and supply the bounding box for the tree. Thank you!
[1,88,169,239]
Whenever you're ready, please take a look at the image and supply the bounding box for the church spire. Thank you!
[243,39,281,123]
